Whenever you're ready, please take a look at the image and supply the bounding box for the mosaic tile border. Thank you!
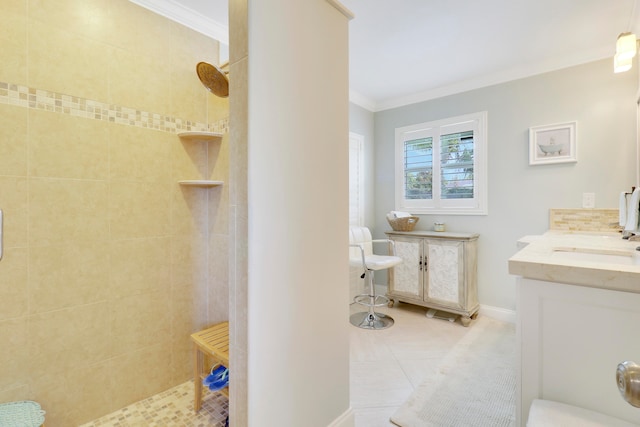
[0,81,228,134]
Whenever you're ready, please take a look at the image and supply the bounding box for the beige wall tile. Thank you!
[28,20,109,101]
[29,242,110,314]
[229,0,248,64]
[29,109,109,179]
[107,47,172,116]
[0,176,28,248]
[171,21,220,65]
[0,104,28,176]
[0,3,27,85]
[30,360,116,426]
[109,237,171,298]
[3,0,27,18]
[28,0,110,43]
[107,0,174,60]
[110,291,171,356]
[0,385,29,404]
[173,136,209,181]
[229,57,248,207]
[169,60,209,124]
[108,124,172,184]
[171,235,208,288]
[233,206,249,352]
[169,20,219,123]
[28,302,112,377]
[0,247,28,320]
[172,279,209,333]
[208,132,229,182]
[229,346,248,426]
[208,95,231,124]
[228,53,248,386]
[170,278,208,381]
[171,345,193,384]
[109,181,171,239]
[29,178,109,246]
[208,133,230,235]
[0,0,230,421]
[0,318,29,391]
[65,362,118,424]
[208,234,229,323]
[172,185,209,236]
[108,344,174,410]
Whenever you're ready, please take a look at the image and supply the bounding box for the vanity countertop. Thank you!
[508,230,640,294]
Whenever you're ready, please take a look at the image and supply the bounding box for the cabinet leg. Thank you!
[471,312,479,320]
[388,298,395,308]
[461,316,472,327]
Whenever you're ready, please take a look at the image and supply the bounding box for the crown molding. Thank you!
[348,89,375,112]
[129,0,229,45]
[374,50,612,112]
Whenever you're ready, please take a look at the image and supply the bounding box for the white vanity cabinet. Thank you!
[385,231,479,326]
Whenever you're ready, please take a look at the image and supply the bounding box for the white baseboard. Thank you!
[479,304,516,324]
[327,407,355,427]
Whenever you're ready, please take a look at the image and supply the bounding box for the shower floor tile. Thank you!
[79,380,228,427]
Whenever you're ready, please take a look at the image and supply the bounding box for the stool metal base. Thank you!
[350,311,394,330]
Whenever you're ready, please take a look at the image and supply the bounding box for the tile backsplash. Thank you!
[549,208,620,232]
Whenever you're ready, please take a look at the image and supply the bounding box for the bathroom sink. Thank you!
[552,247,640,266]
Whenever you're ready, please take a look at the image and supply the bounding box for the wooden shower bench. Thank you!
[190,321,229,411]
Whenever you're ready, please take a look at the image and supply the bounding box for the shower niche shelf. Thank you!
[177,131,225,187]
[178,180,223,188]
[177,131,223,141]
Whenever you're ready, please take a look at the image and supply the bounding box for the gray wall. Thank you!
[363,58,637,310]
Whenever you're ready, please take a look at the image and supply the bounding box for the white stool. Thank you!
[349,226,402,330]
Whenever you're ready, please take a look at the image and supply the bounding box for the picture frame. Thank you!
[528,121,577,165]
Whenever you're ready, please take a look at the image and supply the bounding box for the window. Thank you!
[395,111,487,215]
[349,132,365,226]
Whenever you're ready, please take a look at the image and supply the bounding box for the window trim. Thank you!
[394,111,488,215]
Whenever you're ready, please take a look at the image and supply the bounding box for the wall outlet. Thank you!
[582,192,595,208]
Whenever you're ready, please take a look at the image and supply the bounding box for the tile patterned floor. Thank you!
[80,381,228,427]
[83,302,480,426]
[349,303,473,426]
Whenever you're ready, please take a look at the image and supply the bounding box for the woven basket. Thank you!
[387,216,419,231]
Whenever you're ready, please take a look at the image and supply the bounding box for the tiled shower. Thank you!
[0,0,230,424]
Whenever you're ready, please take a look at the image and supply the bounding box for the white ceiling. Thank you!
[159,0,640,111]
[173,0,227,22]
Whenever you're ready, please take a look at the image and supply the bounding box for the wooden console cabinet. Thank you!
[385,231,479,326]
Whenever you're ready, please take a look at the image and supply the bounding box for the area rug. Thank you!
[390,316,516,427]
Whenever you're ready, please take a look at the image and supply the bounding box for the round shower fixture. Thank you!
[196,62,229,98]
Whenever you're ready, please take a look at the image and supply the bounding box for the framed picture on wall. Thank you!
[528,121,577,165]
